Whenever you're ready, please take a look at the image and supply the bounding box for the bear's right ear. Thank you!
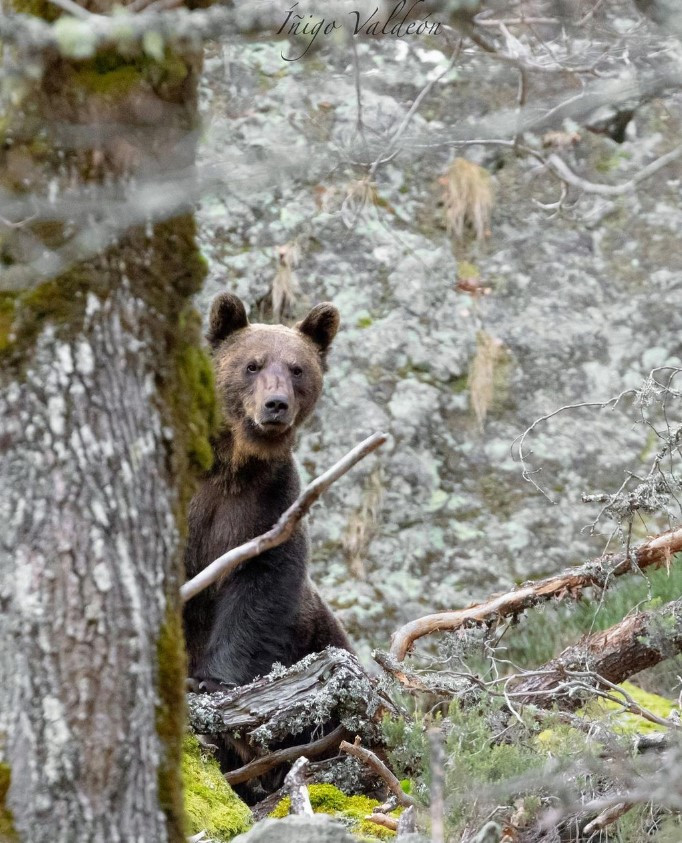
[207,293,249,348]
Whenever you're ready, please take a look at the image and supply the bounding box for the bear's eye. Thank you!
[246,362,260,373]
[291,366,303,378]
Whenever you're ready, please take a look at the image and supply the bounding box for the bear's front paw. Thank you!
[190,676,237,694]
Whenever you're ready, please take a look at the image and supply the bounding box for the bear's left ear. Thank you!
[297,303,340,359]
[207,293,249,348]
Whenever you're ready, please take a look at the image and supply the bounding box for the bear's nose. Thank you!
[264,396,289,414]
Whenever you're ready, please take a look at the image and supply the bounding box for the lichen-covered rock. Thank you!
[196,27,682,655]
[183,734,252,841]
[232,815,356,843]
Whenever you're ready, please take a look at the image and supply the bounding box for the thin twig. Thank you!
[45,0,92,19]
[180,432,387,602]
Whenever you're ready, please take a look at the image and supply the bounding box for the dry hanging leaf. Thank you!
[468,330,505,430]
[272,241,301,321]
[342,465,384,580]
[440,158,494,241]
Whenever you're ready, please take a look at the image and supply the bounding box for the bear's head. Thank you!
[207,292,340,461]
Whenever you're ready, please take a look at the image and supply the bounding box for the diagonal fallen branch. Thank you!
[181,431,387,602]
[339,737,418,808]
[389,525,682,660]
[225,725,348,786]
[511,594,682,710]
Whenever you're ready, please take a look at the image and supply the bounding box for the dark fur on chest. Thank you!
[183,432,351,688]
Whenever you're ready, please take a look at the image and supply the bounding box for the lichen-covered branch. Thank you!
[339,738,417,808]
[389,525,682,660]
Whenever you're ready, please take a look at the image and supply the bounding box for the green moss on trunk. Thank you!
[1,16,213,839]
[0,763,17,842]
[156,608,188,843]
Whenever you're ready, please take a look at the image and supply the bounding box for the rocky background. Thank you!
[194,2,682,658]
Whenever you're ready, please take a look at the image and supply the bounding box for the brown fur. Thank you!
[183,293,352,692]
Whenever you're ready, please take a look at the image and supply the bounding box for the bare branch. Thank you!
[339,738,418,808]
[389,525,682,660]
[180,432,387,602]
[547,144,682,196]
[583,801,635,834]
[224,725,347,787]
[365,812,399,831]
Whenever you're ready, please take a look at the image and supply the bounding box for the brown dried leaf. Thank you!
[441,158,494,241]
[272,241,301,321]
[468,331,504,431]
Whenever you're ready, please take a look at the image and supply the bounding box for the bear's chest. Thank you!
[186,463,301,574]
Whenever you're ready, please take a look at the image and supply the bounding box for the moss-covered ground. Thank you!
[270,783,400,840]
[183,734,252,841]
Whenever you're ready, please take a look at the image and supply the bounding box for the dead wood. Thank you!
[283,757,313,816]
[511,595,682,711]
[366,812,399,831]
[339,738,418,808]
[181,431,387,602]
[389,525,682,660]
[397,805,417,836]
[225,725,348,786]
[187,647,393,752]
[583,801,634,834]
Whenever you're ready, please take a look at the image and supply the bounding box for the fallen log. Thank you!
[511,595,682,711]
[389,526,682,660]
[187,647,394,765]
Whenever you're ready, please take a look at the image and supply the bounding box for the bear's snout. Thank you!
[253,362,296,430]
[262,394,291,425]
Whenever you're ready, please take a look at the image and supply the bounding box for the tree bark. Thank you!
[0,4,212,840]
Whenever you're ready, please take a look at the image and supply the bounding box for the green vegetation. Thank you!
[270,783,399,840]
[506,558,682,694]
[0,762,17,841]
[183,735,252,841]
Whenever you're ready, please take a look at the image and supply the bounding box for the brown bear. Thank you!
[183,292,352,692]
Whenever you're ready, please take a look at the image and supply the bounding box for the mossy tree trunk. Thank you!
[0,3,215,840]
